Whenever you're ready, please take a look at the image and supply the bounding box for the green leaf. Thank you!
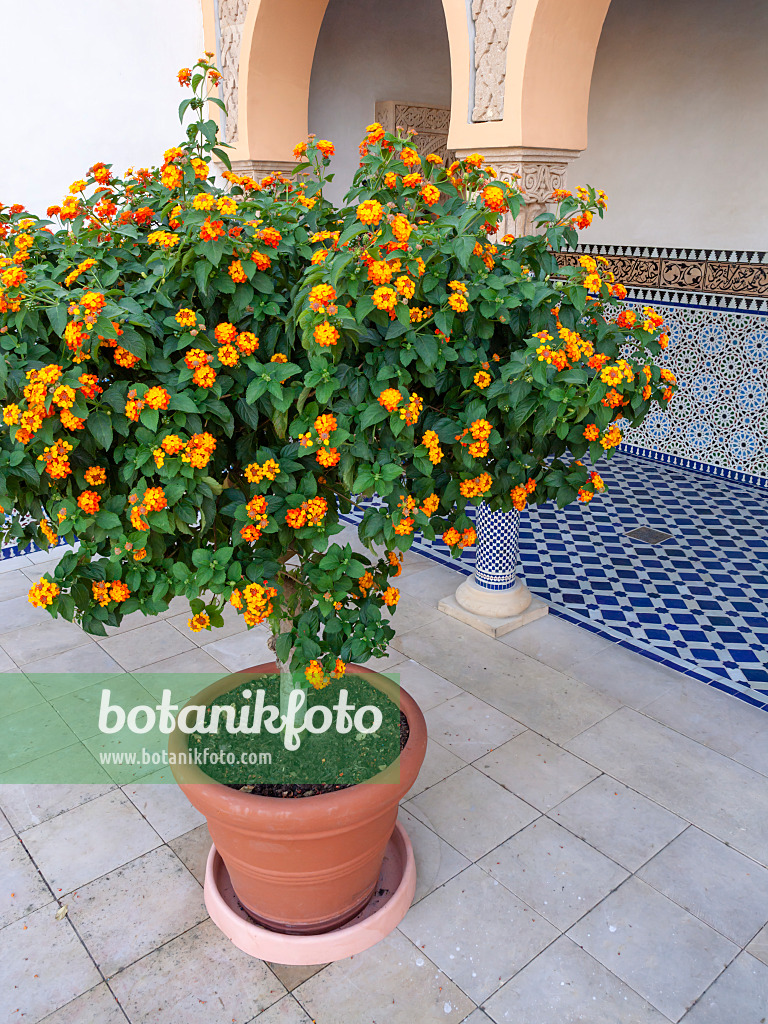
[46,304,68,338]
[359,404,388,429]
[95,511,121,530]
[88,412,113,449]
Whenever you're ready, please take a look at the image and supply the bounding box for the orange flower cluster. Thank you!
[420,493,439,516]
[357,199,384,226]
[372,286,397,312]
[242,495,269,542]
[398,392,423,426]
[230,581,278,626]
[244,458,280,484]
[92,580,131,607]
[378,388,402,412]
[77,490,101,514]
[188,612,211,632]
[28,578,60,608]
[459,472,492,498]
[285,497,328,528]
[442,526,476,549]
[38,439,73,479]
[422,429,443,465]
[314,321,340,347]
[458,418,492,459]
[381,586,400,607]
[510,478,537,512]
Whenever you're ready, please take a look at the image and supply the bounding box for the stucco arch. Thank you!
[202,0,611,163]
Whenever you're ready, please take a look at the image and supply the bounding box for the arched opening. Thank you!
[308,0,453,203]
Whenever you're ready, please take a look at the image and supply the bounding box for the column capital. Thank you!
[455,145,580,235]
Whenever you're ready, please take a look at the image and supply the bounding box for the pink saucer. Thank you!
[204,821,416,965]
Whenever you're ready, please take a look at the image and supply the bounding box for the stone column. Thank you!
[455,146,580,236]
[230,159,298,180]
[439,506,547,639]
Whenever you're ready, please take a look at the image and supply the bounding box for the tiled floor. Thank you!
[344,450,768,706]
[1,539,768,1022]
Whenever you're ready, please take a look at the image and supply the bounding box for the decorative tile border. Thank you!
[557,244,768,302]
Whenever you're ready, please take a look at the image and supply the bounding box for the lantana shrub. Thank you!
[0,56,676,696]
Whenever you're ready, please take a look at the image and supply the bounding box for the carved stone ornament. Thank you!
[457,147,580,235]
[374,101,453,162]
[471,0,516,122]
[218,0,249,144]
[230,159,298,179]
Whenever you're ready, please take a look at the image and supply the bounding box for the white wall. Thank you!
[0,0,204,217]
[308,0,451,204]
[572,0,768,250]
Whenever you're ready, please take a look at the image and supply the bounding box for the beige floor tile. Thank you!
[0,782,114,832]
[566,707,768,866]
[0,595,58,635]
[549,774,687,871]
[387,659,462,710]
[110,919,284,1024]
[0,645,17,671]
[0,836,52,927]
[0,620,91,666]
[424,692,525,761]
[0,741,114,787]
[644,678,768,777]
[566,644,688,710]
[83,728,167,785]
[747,923,768,967]
[478,817,629,931]
[201,626,275,672]
[483,935,668,1024]
[37,983,126,1024]
[0,570,38,603]
[404,765,539,861]
[681,953,768,1023]
[638,826,768,946]
[461,1012,494,1024]
[0,702,78,774]
[23,789,161,893]
[0,553,32,572]
[467,657,621,745]
[395,563,466,605]
[98,620,196,671]
[0,672,45,719]
[68,845,207,976]
[399,863,557,1003]
[500,614,614,672]
[169,823,212,886]
[266,963,327,992]
[476,730,600,812]
[123,780,205,842]
[398,808,471,902]
[0,903,101,1023]
[135,650,231,701]
[359,645,409,672]
[23,645,123,685]
[568,877,738,1022]
[294,928,474,1023]
[389,591,444,637]
[0,808,12,841]
[51,676,157,741]
[250,995,313,1024]
[401,737,466,800]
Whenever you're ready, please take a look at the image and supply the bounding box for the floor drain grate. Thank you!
[626,526,674,545]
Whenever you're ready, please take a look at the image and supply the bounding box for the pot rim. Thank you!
[168,660,426,813]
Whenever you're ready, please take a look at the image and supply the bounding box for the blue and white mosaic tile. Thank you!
[344,450,768,710]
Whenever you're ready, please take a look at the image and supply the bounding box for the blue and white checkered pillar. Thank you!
[454,504,533,619]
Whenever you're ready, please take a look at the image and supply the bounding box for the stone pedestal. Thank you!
[439,505,548,638]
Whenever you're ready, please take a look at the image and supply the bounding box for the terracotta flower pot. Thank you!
[169,661,427,935]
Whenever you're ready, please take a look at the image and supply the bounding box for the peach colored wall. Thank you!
[308,0,452,202]
[572,0,768,249]
[0,0,203,216]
